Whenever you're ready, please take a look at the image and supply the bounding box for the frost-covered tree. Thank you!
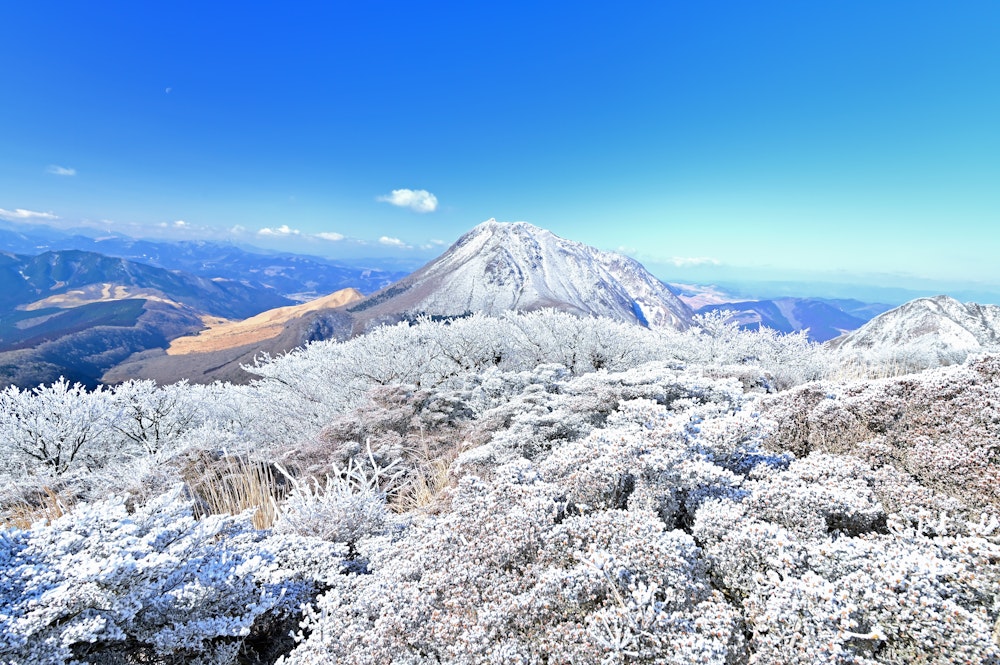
[108,379,202,456]
[0,378,112,476]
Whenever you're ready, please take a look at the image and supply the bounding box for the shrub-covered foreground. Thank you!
[1,312,999,663]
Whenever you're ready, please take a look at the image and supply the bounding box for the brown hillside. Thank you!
[166,288,363,356]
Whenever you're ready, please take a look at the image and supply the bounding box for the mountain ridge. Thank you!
[106,220,696,384]
[0,249,295,388]
[166,288,365,356]
[0,223,408,300]
[829,294,1000,362]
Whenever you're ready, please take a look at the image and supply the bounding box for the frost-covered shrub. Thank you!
[0,378,112,477]
[536,404,746,529]
[287,384,480,502]
[734,533,1000,665]
[0,486,337,665]
[760,354,1000,511]
[662,311,830,389]
[457,361,754,479]
[694,453,1000,664]
[239,310,832,453]
[274,454,401,545]
[107,379,203,456]
[742,454,887,539]
[280,466,744,665]
[279,370,780,664]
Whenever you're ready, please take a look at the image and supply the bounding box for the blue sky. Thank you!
[2,2,999,298]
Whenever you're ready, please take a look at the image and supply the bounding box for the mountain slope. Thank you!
[343,220,692,333]
[166,288,364,356]
[829,295,1000,361]
[0,249,295,388]
[0,300,203,388]
[106,220,695,385]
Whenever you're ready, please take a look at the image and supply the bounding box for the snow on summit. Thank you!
[351,219,693,330]
[830,294,1000,362]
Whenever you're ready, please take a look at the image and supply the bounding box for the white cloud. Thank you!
[667,257,721,268]
[258,224,300,236]
[0,207,59,221]
[173,220,189,228]
[230,224,247,234]
[377,188,438,213]
[46,165,76,176]
[379,236,408,248]
[315,232,345,242]
[429,239,447,246]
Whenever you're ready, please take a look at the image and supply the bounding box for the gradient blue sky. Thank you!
[2,2,999,296]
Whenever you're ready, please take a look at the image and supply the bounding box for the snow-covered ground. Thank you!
[2,311,998,664]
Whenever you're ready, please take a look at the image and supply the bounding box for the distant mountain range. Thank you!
[1,219,935,388]
[0,223,408,300]
[694,298,893,342]
[0,249,298,388]
[0,250,292,318]
[0,225,405,387]
[107,220,695,384]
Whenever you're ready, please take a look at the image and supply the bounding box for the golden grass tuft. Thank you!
[393,437,463,514]
[1,486,71,530]
[183,454,288,530]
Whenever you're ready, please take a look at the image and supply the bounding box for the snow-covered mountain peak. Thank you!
[830,295,1000,360]
[353,220,693,330]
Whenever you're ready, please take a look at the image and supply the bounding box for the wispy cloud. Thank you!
[46,165,76,176]
[0,207,59,221]
[377,188,438,213]
[157,219,197,231]
[379,236,409,248]
[315,231,345,242]
[667,256,720,267]
[258,224,300,236]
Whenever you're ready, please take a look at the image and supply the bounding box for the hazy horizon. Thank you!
[2,2,998,302]
[5,216,998,307]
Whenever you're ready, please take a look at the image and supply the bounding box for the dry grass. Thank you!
[393,437,463,514]
[167,288,363,356]
[396,457,453,512]
[1,486,71,530]
[183,454,289,530]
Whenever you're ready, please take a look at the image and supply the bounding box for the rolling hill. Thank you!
[0,250,294,387]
